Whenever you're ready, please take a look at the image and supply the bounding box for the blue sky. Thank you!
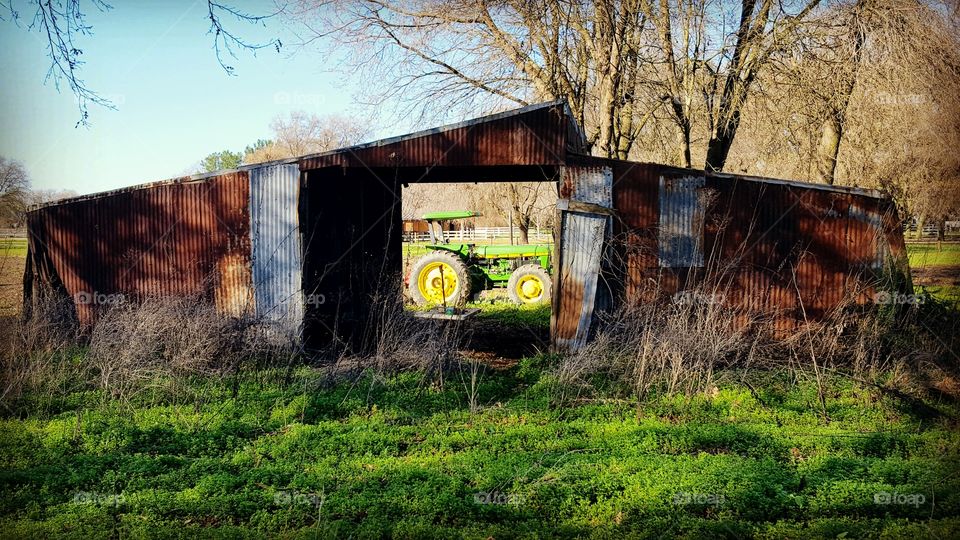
[0,1,385,195]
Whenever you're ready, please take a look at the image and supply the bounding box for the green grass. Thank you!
[473,301,551,329]
[906,243,960,268]
[1,363,958,539]
[915,285,960,306]
[0,238,26,258]
[403,243,431,261]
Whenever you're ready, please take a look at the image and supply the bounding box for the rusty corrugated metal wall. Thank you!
[591,159,908,336]
[552,165,614,350]
[297,101,569,171]
[22,100,908,353]
[24,172,252,327]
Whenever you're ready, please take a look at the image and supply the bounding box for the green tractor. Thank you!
[407,211,553,306]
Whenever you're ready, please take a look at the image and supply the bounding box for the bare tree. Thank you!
[0,158,30,227]
[766,0,960,228]
[243,111,370,163]
[702,0,824,171]
[1,0,281,125]
[288,1,655,158]
[479,183,556,243]
[289,0,824,170]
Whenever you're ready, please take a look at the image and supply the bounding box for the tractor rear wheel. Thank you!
[408,251,472,306]
[507,264,552,305]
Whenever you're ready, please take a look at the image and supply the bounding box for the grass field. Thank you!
[907,243,960,305]
[0,240,26,317]
[0,239,27,259]
[907,243,960,268]
[1,364,958,539]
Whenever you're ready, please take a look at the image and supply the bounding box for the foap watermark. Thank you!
[305,293,326,306]
[473,490,526,506]
[672,291,724,306]
[74,291,127,306]
[874,491,926,508]
[273,91,327,108]
[874,291,924,305]
[672,492,725,506]
[73,491,125,507]
[873,92,927,107]
[274,489,323,508]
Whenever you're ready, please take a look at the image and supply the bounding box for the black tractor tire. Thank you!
[408,251,473,307]
[507,264,552,305]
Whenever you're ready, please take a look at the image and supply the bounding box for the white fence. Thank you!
[404,227,553,243]
[0,228,26,238]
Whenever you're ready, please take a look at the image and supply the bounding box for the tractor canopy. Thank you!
[421,211,481,221]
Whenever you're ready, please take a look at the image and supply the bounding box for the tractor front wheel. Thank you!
[507,264,552,305]
[408,251,472,306]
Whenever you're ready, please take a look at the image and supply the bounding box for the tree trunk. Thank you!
[669,99,693,168]
[915,214,926,240]
[678,117,692,169]
[815,114,843,185]
[814,2,865,185]
[705,116,740,172]
[518,219,530,244]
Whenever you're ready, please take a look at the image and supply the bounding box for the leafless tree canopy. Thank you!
[0,0,281,126]
[3,0,956,226]
[288,0,823,167]
[289,0,959,227]
[0,157,30,227]
[243,111,371,164]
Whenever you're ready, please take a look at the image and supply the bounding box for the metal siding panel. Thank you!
[554,211,607,350]
[250,164,304,337]
[658,175,705,268]
[552,165,613,351]
[23,172,252,329]
[598,157,910,336]
[297,103,567,171]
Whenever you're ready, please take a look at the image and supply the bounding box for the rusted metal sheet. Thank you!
[552,166,613,351]
[297,101,572,171]
[250,163,303,336]
[658,175,706,268]
[21,100,907,353]
[599,160,908,334]
[24,172,252,327]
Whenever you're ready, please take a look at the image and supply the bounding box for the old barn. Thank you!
[23,101,908,351]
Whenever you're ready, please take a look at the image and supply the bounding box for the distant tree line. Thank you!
[197,112,371,173]
[0,157,77,229]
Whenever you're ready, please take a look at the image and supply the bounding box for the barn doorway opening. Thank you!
[399,180,558,359]
[298,166,561,360]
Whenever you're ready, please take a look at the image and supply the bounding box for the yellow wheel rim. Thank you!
[417,262,459,303]
[515,274,544,303]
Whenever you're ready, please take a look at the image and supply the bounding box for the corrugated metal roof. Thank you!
[28,101,579,213]
[298,101,572,171]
